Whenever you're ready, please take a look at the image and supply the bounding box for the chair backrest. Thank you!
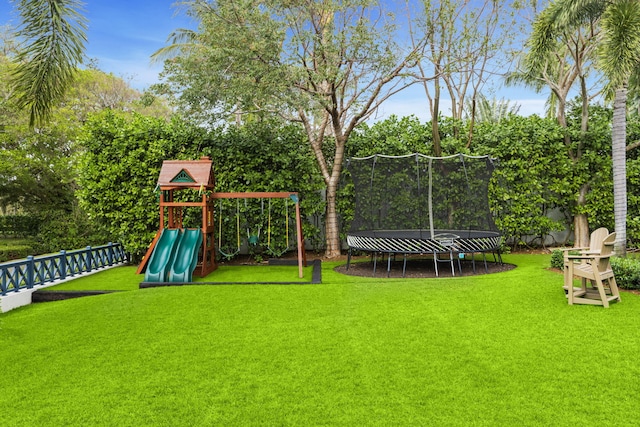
[588,227,609,253]
[595,232,616,272]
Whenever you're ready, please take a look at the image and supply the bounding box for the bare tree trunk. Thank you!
[466,97,476,149]
[301,111,343,257]
[573,185,590,247]
[431,79,442,157]
[573,214,589,247]
[323,133,347,258]
[324,178,341,258]
[572,78,591,248]
[612,85,628,256]
[556,97,573,149]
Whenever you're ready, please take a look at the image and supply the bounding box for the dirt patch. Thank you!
[334,256,515,279]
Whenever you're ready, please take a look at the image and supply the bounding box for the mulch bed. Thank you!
[334,255,515,279]
[219,253,515,279]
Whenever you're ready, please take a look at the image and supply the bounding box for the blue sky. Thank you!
[1,1,194,90]
[1,0,547,120]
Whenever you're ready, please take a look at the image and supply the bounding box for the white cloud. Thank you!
[515,99,547,117]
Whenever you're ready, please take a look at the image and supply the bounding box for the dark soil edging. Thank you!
[139,258,322,288]
[335,257,515,279]
[32,290,118,303]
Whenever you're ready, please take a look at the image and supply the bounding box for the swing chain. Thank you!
[218,199,241,259]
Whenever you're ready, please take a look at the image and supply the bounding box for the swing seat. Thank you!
[267,246,289,257]
[219,247,240,258]
[248,235,260,245]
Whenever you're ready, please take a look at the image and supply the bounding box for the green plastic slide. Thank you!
[168,229,203,283]
[144,228,181,282]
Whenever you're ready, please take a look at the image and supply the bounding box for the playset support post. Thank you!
[138,159,307,280]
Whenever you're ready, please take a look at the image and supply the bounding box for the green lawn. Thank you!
[44,262,315,291]
[1,254,639,426]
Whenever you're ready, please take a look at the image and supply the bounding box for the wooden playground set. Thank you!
[136,157,307,283]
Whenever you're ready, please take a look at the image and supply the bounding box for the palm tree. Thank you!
[465,94,521,124]
[509,20,601,248]
[11,0,87,127]
[527,0,640,256]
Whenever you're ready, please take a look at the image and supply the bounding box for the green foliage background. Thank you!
[344,111,640,249]
[77,112,324,261]
[4,92,640,258]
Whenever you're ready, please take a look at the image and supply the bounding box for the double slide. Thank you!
[144,228,203,283]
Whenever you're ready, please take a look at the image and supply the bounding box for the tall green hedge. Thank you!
[77,111,324,261]
[76,109,640,256]
[346,111,640,249]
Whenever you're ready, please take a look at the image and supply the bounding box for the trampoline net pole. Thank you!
[428,157,434,238]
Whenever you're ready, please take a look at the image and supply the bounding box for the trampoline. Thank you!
[345,153,502,277]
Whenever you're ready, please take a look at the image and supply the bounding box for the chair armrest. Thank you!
[580,249,601,255]
[559,247,589,255]
[566,254,611,261]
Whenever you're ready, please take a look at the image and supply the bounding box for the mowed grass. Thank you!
[44,263,314,291]
[1,254,640,426]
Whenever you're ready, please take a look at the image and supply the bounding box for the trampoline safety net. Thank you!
[345,154,500,254]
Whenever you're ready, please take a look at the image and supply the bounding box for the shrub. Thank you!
[611,256,640,290]
[31,208,108,255]
[550,250,565,269]
[0,244,33,262]
[0,215,39,237]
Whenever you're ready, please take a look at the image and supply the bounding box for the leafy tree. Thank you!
[153,0,423,257]
[0,50,76,220]
[1,21,170,252]
[409,0,525,154]
[526,0,640,255]
[0,128,76,214]
[77,111,326,261]
[509,11,602,247]
[56,68,172,123]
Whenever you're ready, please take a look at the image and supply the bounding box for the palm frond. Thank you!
[11,0,87,127]
[526,0,603,74]
[526,4,565,74]
[466,94,520,123]
[599,0,640,88]
[553,0,606,25]
[151,28,200,63]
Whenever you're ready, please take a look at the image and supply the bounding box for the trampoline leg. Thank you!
[402,254,407,278]
[456,255,462,276]
[471,253,477,273]
[387,253,392,278]
[346,249,352,271]
[433,252,439,277]
[483,252,488,273]
[373,252,377,276]
[450,251,455,276]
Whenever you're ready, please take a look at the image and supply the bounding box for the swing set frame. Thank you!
[137,157,307,280]
[212,192,307,278]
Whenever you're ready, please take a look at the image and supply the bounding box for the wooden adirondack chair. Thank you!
[563,232,621,308]
[581,227,609,256]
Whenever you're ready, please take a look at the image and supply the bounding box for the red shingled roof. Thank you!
[157,157,215,189]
